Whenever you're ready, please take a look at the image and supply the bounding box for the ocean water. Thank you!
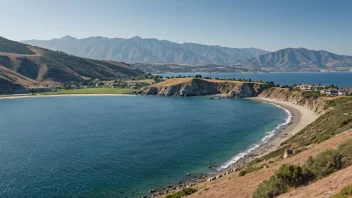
[0,96,288,197]
[158,72,352,88]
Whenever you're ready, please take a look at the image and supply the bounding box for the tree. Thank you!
[63,83,71,90]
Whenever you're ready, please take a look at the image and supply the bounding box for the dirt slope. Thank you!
[186,130,352,198]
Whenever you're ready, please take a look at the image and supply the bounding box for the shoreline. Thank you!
[155,97,319,196]
[0,93,135,100]
[226,97,318,168]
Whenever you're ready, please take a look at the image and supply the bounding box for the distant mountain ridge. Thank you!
[21,36,352,72]
[244,48,352,71]
[22,36,269,65]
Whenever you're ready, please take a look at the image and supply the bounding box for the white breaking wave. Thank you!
[218,102,292,170]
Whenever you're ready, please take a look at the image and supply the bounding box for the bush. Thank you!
[275,164,305,187]
[239,170,247,176]
[165,188,197,198]
[332,185,352,198]
[338,140,352,165]
[305,149,344,179]
[252,176,288,198]
[239,166,261,176]
[253,164,307,198]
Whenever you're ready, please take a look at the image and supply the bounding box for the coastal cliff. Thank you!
[258,87,326,115]
[136,78,272,98]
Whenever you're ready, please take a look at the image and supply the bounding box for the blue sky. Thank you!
[1,0,352,55]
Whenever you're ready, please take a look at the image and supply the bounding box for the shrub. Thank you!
[165,188,197,198]
[253,150,346,198]
[252,176,288,198]
[338,140,352,165]
[332,185,352,198]
[253,164,307,198]
[275,164,305,187]
[239,170,247,176]
[239,166,261,176]
[305,149,344,179]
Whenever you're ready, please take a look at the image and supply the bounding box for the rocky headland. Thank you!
[135,77,273,98]
[258,87,327,115]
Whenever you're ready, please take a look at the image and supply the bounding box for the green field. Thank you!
[125,79,155,83]
[40,88,136,95]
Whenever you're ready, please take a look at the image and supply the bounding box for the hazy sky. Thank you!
[1,0,352,55]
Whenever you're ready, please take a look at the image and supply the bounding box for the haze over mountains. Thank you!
[22,36,352,72]
[22,36,268,65]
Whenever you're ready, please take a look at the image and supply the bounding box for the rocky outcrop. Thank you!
[136,78,272,98]
[258,87,326,115]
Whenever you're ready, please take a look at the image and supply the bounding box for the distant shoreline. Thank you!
[0,93,134,100]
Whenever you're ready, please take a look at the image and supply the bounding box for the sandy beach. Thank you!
[215,96,319,172]
[249,97,318,150]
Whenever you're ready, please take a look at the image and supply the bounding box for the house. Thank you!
[338,88,346,96]
[298,84,325,91]
[311,85,325,91]
[299,84,312,90]
[346,88,352,96]
[71,84,78,89]
[326,88,339,96]
[320,89,327,94]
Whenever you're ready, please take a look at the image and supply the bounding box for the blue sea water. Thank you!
[0,96,288,197]
[158,72,352,88]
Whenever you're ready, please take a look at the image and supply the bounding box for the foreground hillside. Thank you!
[22,36,268,65]
[0,37,144,93]
[187,129,352,198]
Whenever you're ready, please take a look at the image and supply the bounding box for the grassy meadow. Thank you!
[40,88,136,95]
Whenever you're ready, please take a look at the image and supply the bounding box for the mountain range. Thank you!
[245,48,352,71]
[22,36,352,72]
[0,37,144,94]
[22,36,268,65]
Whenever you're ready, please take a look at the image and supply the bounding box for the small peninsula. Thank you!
[136,77,273,98]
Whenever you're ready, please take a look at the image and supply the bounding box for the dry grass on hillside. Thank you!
[150,78,194,87]
[0,66,39,87]
[185,130,352,198]
[149,78,251,87]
